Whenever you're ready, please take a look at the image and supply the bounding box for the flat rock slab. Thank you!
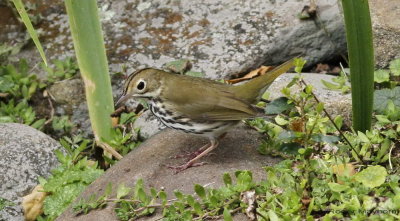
[57,125,281,220]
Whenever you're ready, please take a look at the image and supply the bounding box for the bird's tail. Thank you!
[233,57,297,103]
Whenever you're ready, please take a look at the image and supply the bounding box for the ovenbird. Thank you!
[116,58,296,172]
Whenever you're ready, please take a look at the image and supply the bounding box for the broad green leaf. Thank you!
[355,165,387,188]
[334,115,343,129]
[116,183,131,199]
[223,208,233,221]
[194,184,206,199]
[321,79,341,90]
[268,210,279,221]
[164,59,190,74]
[275,115,288,125]
[375,115,391,124]
[374,87,400,114]
[374,69,390,83]
[311,134,340,144]
[174,191,184,201]
[357,131,370,143]
[185,71,204,78]
[159,191,167,204]
[223,173,232,186]
[328,182,349,192]
[294,58,306,73]
[389,59,400,76]
[264,97,294,114]
[137,188,148,203]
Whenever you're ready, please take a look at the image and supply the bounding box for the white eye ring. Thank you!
[136,80,146,91]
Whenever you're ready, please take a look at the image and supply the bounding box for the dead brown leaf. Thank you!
[22,185,48,221]
[332,163,357,184]
[240,190,256,220]
[315,63,330,74]
[226,66,274,84]
[289,118,305,132]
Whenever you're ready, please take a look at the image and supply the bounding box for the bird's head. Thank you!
[115,68,164,108]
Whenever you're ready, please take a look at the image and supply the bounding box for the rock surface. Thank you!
[0,123,62,221]
[3,0,345,79]
[57,125,281,220]
[369,0,400,68]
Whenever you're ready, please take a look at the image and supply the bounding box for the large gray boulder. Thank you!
[4,0,345,79]
[0,123,62,221]
[57,125,281,220]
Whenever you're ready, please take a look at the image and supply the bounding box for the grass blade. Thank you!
[341,0,375,132]
[64,0,114,143]
[11,0,48,66]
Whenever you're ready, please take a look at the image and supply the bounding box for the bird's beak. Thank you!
[115,93,151,108]
[115,93,132,108]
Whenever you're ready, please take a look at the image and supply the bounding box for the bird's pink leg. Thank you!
[168,138,219,173]
[169,143,211,160]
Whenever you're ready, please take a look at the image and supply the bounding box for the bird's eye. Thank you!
[137,80,146,91]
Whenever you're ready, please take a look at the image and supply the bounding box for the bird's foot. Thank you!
[167,162,207,174]
[169,149,207,160]
[169,143,210,160]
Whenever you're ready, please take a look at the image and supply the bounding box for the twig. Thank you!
[95,139,123,160]
[388,143,394,171]
[44,95,55,125]
[299,79,365,164]
[313,3,349,65]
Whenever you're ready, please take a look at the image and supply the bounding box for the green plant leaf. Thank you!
[116,183,131,199]
[159,191,167,204]
[321,79,342,90]
[264,97,294,114]
[355,165,387,188]
[164,59,191,74]
[275,115,288,126]
[268,210,279,221]
[374,87,400,113]
[11,0,48,66]
[194,184,206,199]
[328,183,349,192]
[185,71,204,78]
[174,191,184,201]
[223,173,232,186]
[389,59,400,76]
[223,208,233,221]
[341,0,374,132]
[374,69,390,83]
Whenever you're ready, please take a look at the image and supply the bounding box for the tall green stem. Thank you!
[341,0,375,132]
[64,0,114,142]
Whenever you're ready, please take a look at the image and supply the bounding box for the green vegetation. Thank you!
[0,58,140,219]
[0,58,78,129]
[38,137,104,220]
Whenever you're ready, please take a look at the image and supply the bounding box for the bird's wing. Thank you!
[163,79,259,121]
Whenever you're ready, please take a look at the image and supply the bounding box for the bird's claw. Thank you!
[167,162,207,174]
